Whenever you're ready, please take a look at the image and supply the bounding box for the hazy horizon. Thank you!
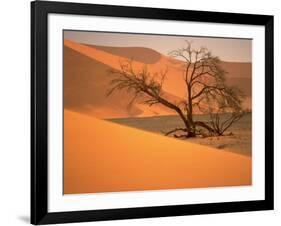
[64,30,252,63]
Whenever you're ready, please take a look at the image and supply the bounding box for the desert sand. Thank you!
[64,41,178,118]
[64,110,252,194]
[109,113,252,156]
[64,39,252,119]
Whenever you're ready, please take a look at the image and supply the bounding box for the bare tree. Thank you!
[198,85,245,135]
[106,41,245,138]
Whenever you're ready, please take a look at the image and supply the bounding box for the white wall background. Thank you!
[0,0,279,225]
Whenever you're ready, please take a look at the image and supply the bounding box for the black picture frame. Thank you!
[31,0,274,224]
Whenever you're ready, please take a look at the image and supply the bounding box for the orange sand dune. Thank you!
[86,44,161,64]
[64,45,178,118]
[64,110,252,194]
[220,61,252,78]
[65,39,187,98]
[64,39,252,118]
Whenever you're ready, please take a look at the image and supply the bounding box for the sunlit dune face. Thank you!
[64,110,251,194]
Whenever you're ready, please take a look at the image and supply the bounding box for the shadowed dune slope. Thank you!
[84,42,252,80]
[64,39,252,118]
[85,44,161,64]
[64,39,187,99]
[64,110,252,194]
[220,61,252,78]
[227,77,252,96]
[221,61,252,100]
[64,42,181,118]
[64,46,142,118]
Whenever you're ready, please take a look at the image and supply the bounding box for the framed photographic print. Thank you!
[31,0,274,224]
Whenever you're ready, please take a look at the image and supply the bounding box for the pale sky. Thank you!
[64,30,252,62]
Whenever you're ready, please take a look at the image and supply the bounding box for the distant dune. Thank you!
[220,61,252,78]
[227,77,252,96]
[64,46,142,118]
[222,62,252,107]
[64,110,252,194]
[64,39,252,118]
[64,44,178,118]
[85,44,161,64]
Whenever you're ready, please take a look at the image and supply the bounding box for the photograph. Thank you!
[63,31,252,194]
[30,1,273,224]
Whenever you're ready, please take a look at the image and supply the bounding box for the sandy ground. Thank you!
[187,133,251,156]
[109,114,252,156]
[64,110,252,194]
